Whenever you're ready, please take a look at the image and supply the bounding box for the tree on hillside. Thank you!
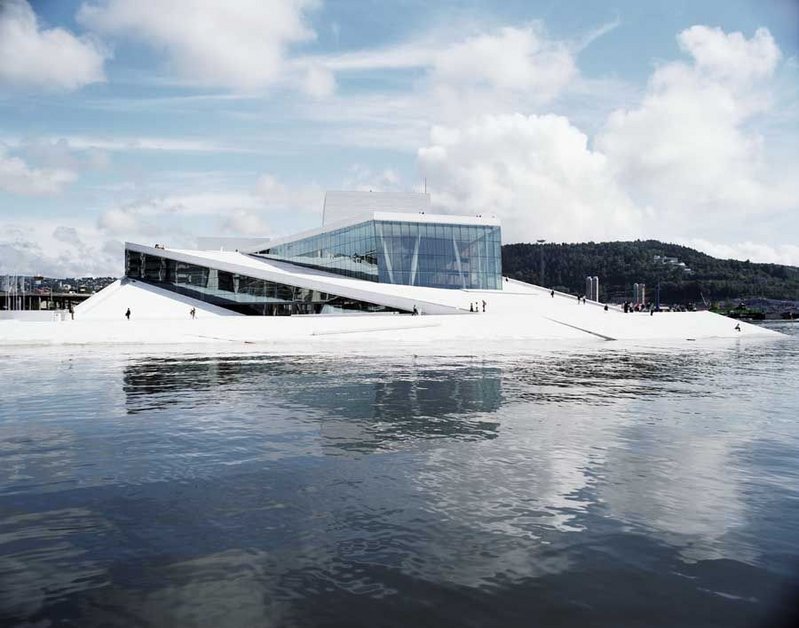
[501,241,799,304]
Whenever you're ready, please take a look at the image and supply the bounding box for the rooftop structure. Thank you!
[253,211,501,290]
[321,191,430,224]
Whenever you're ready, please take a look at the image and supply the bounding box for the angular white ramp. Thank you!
[75,279,240,320]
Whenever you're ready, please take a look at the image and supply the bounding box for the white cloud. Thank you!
[319,40,435,72]
[418,113,644,244]
[431,25,576,101]
[595,26,793,235]
[97,207,141,234]
[96,174,323,243]
[415,26,798,260]
[0,222,122,277]
[96,193,262,239]
[681,239,799,267]
[52,225,81,243]
[1,134,262,155]
[341,165,403,192]
[0,0,106,90]
[298,62,336,98]
[316,22,577,106]
[254,174,324,211]
[415,25,797,256]
[294,92,432,151]
[678,25,781,87]
[220,210,271,235]
[78,0,319,92]
[0,173,326,275]
[0,147,77,196]
[15,138,111,172]
[290,22,590,152]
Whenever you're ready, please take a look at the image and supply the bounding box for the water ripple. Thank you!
[1,328,798,626]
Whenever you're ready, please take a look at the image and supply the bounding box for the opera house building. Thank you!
[124,191,501,317]
[0,191,780,345]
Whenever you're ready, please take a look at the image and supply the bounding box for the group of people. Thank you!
[623,302,648,313]
[469,300,487,313]
[622,301,657,316]
[125,307,198,319]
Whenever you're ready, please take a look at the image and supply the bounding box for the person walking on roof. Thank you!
[125,308,131,320]
[482,299,486,312]
[190,307,196,319]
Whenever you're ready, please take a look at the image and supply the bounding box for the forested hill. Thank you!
[501,240,799,304]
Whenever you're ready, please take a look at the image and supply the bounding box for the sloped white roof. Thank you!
[75,278,240,320]
[125,242,471,315]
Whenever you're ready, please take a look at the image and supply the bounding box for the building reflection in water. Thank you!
[122,354,503,452]
[4,340,791,626]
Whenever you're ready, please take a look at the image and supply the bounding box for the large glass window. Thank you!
[256,219,502,290]
[124,249,399,316]
[256,220,379,282]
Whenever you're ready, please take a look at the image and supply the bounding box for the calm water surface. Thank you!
[1,326,798,627]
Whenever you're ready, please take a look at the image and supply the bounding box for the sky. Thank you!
[0,0,798,277]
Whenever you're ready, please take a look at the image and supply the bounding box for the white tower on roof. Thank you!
[322,191,431,225]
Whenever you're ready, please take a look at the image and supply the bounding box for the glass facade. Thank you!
[259,221,379,282]
[125,249,401,316]
[257,219,502,290]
